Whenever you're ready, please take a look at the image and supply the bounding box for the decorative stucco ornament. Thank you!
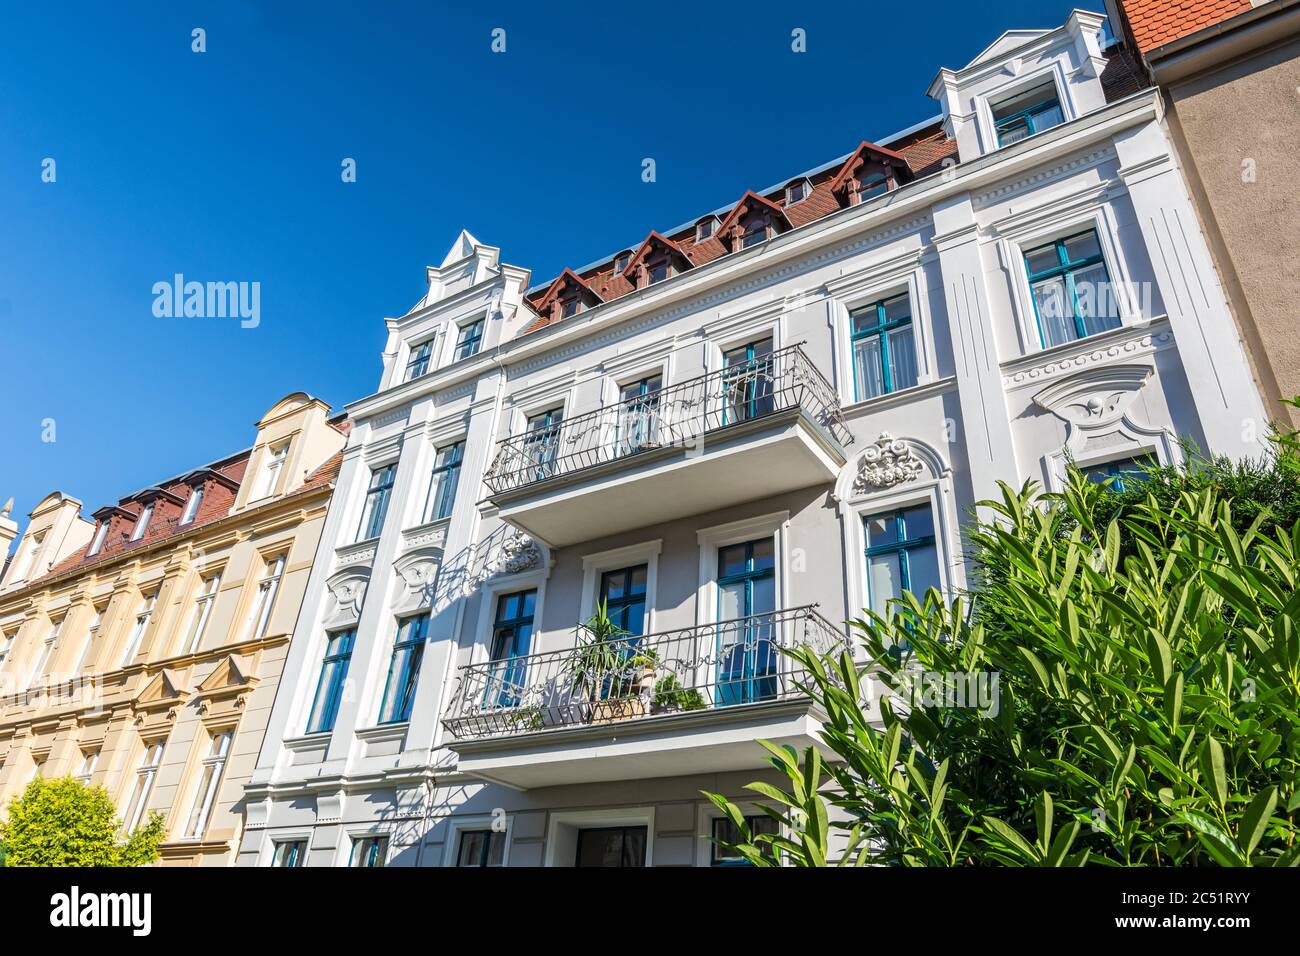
[852,433,924,493]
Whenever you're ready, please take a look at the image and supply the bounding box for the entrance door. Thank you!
[716,537,777,705]
[574,826,648,867]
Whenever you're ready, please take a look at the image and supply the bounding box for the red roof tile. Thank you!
[1120,0,1252,53]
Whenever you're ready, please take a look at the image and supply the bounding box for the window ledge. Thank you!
[842,376,957,418]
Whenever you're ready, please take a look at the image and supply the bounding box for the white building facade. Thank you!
[237,11,1268,867]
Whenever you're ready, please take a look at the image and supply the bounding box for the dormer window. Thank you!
[695,218,718,243]
[648,260,670,284]
[180,485,204,525]
[992,80,1064,147]
[613,251,631,274]
[454,318,484,360]
[405,340,434,381]
[741,220,769,248]
[88,521,109,556]
[858,172,889,202]
[256,443,289,500]
[785,179,811,205]
[130,503,153,541]
[622,232,693,290]
[561,296,581,318]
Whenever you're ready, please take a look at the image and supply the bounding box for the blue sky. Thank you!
[0,0,1086,527]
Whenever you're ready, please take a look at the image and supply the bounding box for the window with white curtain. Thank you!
[183,574,221,654]
[243,556,285,641]
[122,740,165,832]
[185,731,233,838]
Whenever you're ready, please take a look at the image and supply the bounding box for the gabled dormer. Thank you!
[382,230,531,389]
[0,493,94,591]
[928,10,1110,161]
[620,232,693,289]
[234,393,345,512]
[716,191,793,252]
[829,141,913,206]
[532,268,604,323]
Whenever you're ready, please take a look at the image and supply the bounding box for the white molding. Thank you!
[543,805,656,867]
[578,539,663,633]
[695,511,790,627]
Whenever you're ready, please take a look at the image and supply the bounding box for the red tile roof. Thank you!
[1120,0,1252,53]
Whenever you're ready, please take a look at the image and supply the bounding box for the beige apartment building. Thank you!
[0,393,345,866]
[1109,0,1300,424]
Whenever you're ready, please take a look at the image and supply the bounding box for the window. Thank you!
[256,443,289,499]
[75,749,99,784]
[88,522,109,556]
[992,80,1064,146]
[613,251,631,273]
[1024,230,1120,348]
[711,814,780,866]
[850,294,918,401]
[648,261,670,284]
[1079,454,1154,494]
[695,218,716,242]
[722,339,775,424]
[524,408,563,481]
[423,441,464,522]
[456,829,506,867]
[858,172,889,202]
[12,532,45,580]
[0,631,11,672]
[122,741,164,833]
[358,464,396,541]
[130,503,153,541]
[183,574,221,654]
[717,538,777,705]
[180,485,204,525]
[378,615,428,724]
[785,179,809,204]
[29,618,63,685]
[405,339,434,381]
[272,840,307,867]
[350,835,388,868]
[486,590,536,709]
[863,505,941,610]
[306,629,356,733]
[120,592,157,667]
[616,376,662,455]
[454,318,484,360]
[244,555,285,641]
[741,220,768,248]
[29,755,47,782]
[575,826,646,867]
[185,731,232,839]
[599,565,648,637]
[561,296,580,318]
[74,609,102,674]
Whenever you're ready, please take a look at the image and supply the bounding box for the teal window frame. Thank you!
[1023,230,1121,347]
[524,407,563,480]
[849,294,917,401]
[711,814,780,866]
[716,537,777,705]
[486,589,537,708]
[993,85,1064,146]
[358,464,396,541]
[425,441,464,522]
[272,839,307,867]
[599,564,648,637]
[863,506,937,607]
[1079,454,1154,494]
[350,835,387,868]
[306,628,356,734]
[454,318,484,360]
[616,376,662,454]
[721,339,775,425]
[378,614,428,724]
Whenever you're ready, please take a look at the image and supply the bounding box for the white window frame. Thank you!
[976,62,1073,156]
[695,217,719,242]
[256,442,290,500]
[75,748,100,784]
[544,806,656,867]
[72,608,103,675]
[785,178,812,205]
[183,573,222,654]
[342,829,392,868]
[129,503,153,541]
[29,617,63,686]
[122,740,165,833]
[243,554,286,642]
[696,798,787,867]
[88,522,109,556]
[184,729,233,839]
[120,592,157,667]
[269,834,311,867]
[180,485,204,525]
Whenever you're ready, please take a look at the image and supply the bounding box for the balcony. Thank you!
[482,344,852,546]
[441,606,848,789]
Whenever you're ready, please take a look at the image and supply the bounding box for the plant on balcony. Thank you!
[706,403,1300,866]
[651,671,707,714]
[572,602,646,723]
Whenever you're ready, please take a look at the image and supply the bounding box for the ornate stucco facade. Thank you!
[234,13,1269,867]
[0,394,345,866]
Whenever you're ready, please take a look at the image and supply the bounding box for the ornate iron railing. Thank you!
[441,605,848,740]
[483,344,850,495]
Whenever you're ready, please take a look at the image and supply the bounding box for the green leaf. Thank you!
[1200,736,1228,807]
[1238,787,1278,858]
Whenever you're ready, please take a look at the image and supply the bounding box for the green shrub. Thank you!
[706,407,1300,866]
[0,776,165,867]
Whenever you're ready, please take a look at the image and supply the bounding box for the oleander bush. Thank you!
[705,403,1300,866]
[0,776,164,867]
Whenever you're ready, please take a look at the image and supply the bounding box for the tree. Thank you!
[706,405,1300,866]
[0,776,165,867]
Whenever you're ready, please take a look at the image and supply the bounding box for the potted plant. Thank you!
[651,671,707,714]
[572,603,651,724]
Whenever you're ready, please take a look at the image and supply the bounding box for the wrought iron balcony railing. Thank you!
[482,344,851,496]
[441,605,848,741]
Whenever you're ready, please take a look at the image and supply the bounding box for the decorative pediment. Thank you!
[133,668,191,727]
[828,141,912,204]
[323,565,371,628]
[852,433,926,495]
[194,654,259,716]
[620,231,694,287]
[532,268,604,322]
[716,191,792,251]
[1032,365,1153,428]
